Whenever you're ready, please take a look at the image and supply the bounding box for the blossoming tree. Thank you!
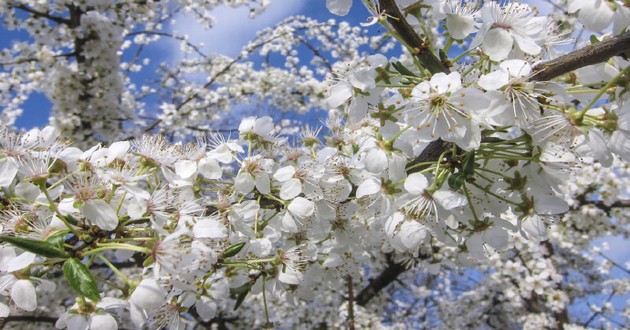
[0,0,629,329]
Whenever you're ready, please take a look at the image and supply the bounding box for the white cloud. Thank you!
[171,1,307,58]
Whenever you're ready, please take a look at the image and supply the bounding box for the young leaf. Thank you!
[0,235,69,258]
[221,242,246,258]
[230,282,252,311]
[63,258,101,302]
[45,230,70,249]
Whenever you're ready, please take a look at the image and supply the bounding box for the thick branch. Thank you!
[379,0,448,75]
[356,254,407,306]
[530,31,630,81]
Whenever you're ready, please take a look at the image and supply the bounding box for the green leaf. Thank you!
[463,151,476,177]
[230,282,252,295]
[221,242,246,258]
[0,235,69,258]
[392,61,417,77]
[45,230,70,249]
[63,258,101,302]
[448,173,466,190]
[230,282,252,311]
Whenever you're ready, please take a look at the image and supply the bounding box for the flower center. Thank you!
[493,22,512,30]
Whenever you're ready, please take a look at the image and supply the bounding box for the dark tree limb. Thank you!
[379,0,448,75]
[356,254,406,306]
[530,31,630,81]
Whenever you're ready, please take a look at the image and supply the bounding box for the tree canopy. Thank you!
[0,0,629,329]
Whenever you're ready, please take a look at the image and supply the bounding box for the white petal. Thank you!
[90,314,118,330]
[356,178,381,198]
[512,31,541,56]
[325,81,353,108]
[14,182,40,201]
[273,165,295,181]
[483,29,513,61]
[282,212,299,233]
[8,252,36,272]
[129,279,166,311]
[0,158,18,187]
[326,0,352,16]
[350,69,376,91]
[521,214,547,242]
[433,190,467,210]
[288,197,315,218]
[12,280,37,311]
[278,268,302,285]
[534,195,569,214]
[577,0,613,31]
[483,226,510,251]
[280,178,302,200]
[65,314,89,330]
[254,172,271,194]
[198,157,222,179]
[466,233,486,260]
[0,302,9,317]
[446,14,476,40]
[500,59,531,78]
[193,218,227,239]
[364,148,388,174]
[195,296,217,322]
[399,221,428,249]
[404,173,428,194]
[174,160,197,179]
[478,70,509,91]
[322,252,342,268]
[253,117,274,137]
[234,172,255,194]
[81,199,119,231]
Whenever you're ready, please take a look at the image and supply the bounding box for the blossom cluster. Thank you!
[0,0,629,329]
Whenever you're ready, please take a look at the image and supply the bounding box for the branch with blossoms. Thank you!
[345,0,630,308]
[1,0,630,329]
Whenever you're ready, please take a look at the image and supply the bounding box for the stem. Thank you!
[347,276,355,330]
[579,65,630,115]
[82,243,150,256]
[262,274,271,325]
[95,253,129,283]
[39,183,81,237]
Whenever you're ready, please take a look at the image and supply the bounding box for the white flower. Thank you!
[234,155,273,195]
[478,60,544,128]
[278,243,318,285]
[470,1,547,61]
[55,297,128,330]
[405,72,488,150]
[239,116,281,144]
[399,173,467,222]
[432,0,480,40]
[282,196,315,232]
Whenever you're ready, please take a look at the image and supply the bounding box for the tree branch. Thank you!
[378,0,448,75]
[530,31,630,81]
